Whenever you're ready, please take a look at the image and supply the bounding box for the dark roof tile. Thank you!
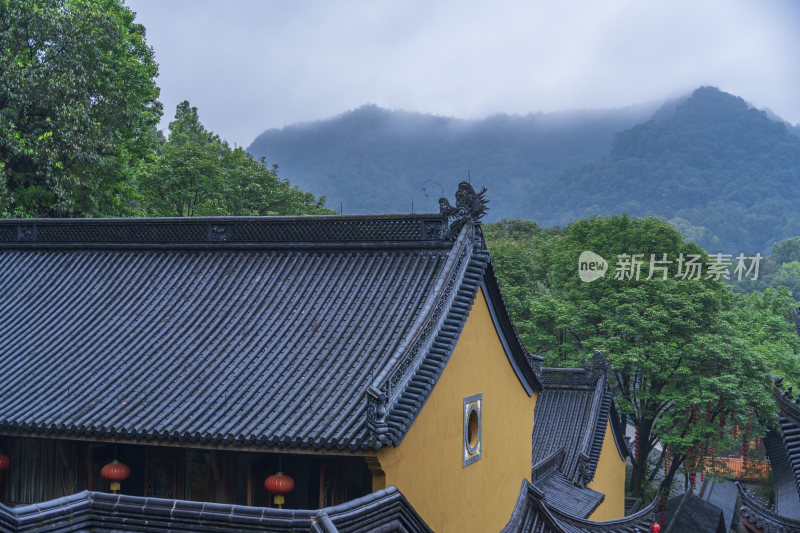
[532,358,616,485]
[0,216,541,450]
[533,471,604,519]
[0,486,431,532]
[501,480,658,533]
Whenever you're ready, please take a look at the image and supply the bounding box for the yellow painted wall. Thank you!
[376,288,537,533]
[586,420,626,521]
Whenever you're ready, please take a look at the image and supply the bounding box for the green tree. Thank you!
[769,262,800,301]
[0,0,162,217]
[486,215,796,498]
[140,102,333,217]
[771,236,800,266]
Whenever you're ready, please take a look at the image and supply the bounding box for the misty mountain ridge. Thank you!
[248,102,658,217]
[534,87,800,253]
[248,87,800,253]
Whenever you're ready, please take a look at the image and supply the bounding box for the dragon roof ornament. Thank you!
[439,181,489,240]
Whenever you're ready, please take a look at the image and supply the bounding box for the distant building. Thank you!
[738,378,800,532]
[529,353,629,521]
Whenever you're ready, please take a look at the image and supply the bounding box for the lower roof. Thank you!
[531,352,624,487]
[533,471,604,519]
[501,480,659,533]
[0,486,431,533]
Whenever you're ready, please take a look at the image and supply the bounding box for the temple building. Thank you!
[0,184,547,532]
[529,352,629,521]
[0,184,649,532]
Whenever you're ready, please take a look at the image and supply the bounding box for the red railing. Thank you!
[704,456,770,481]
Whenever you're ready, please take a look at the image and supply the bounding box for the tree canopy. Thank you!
[0,2,333,219]
[0,0,162,217]
[485,215,800,498]
[139,101,333,217]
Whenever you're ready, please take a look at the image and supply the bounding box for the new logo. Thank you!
[578,251,608,282]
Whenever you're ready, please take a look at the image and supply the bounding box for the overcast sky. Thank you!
[126,0,800,147]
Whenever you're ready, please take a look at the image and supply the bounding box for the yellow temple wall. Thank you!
[586,420,627,521]
[374,288,537,533]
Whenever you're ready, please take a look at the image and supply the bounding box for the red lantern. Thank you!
[101,460,131,493]
[652,524,661,532]
[264,472,294,508]
[0,453,9,471]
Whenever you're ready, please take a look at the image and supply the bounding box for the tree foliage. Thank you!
[0,0,162,217]
[140,102,333,217]
[733,235,800,300]
[485,215,800,498]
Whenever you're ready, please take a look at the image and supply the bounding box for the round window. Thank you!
[466,405,480,454]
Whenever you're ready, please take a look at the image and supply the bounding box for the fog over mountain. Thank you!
[533,87,800,254]
[248,103,658,218]
[248,87,800,254]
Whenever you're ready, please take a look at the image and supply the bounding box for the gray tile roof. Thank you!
[697,480,738,532]
[534,472,604,519]
[529,449,604,519]
[0,486,431,532]
[737,481,800,533]
[501,480,659,533]
[0,215,541,450]
[663,490,726,533]
[765,429,800,520]
[531,352,624,487]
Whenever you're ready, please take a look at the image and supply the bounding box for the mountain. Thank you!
[248,88,800,254]
[532,87,800,254]
[247,104,655,218]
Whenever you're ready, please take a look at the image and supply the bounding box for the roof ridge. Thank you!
[737,481,800,531]
[0,215,450,249]
[365,220,542,446]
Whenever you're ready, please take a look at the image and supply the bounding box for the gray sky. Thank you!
[127,0,800,147]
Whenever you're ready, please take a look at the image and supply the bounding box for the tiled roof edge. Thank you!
[366,223,487,446]
[532,447,566,482]
[366,221,543,446]
[772,376,800,499]
[737,481,800,531]
[0,486,432,533]
[0,215,449,249]
[774,376,800,426]
[501,480,660,533]
[500,480,564,533]
[541,351,609,390]
[578,377,613,484]
[0,490,316,532]
[547,487,660,532]
[318,485,433,533]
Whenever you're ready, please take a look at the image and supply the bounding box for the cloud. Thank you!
[127,0,800,146]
